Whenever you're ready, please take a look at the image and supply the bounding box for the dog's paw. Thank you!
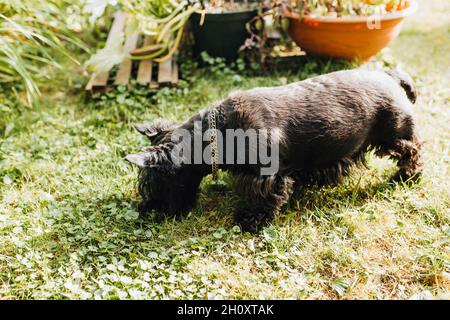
[138,201,153,219]
[234,209,269,234]
[235,221,259,234]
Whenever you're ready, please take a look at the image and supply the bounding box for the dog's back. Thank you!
[223,69,418,177]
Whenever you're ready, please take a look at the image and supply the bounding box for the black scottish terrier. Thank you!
[126,69,423,233]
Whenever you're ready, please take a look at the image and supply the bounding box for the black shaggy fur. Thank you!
[126,69,423,233]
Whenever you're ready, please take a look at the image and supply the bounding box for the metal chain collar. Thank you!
[208,109,219,181]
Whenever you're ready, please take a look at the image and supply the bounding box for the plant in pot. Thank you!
[85,0,204,73]
[277,0,418,61]
[84,0,264,74]
[190,0,263,62]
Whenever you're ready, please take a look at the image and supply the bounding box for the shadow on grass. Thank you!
[127,172,400,238]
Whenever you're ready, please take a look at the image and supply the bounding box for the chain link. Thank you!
[208,109,219,181]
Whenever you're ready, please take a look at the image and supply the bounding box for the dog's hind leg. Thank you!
[391,134,423,182]
[377,134,423,182]
[373,106,423,182]
[233,174,294,233]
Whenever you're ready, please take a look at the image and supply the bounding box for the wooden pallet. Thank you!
[86,12,178,94]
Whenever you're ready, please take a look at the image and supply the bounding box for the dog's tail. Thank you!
[385,69,417,104]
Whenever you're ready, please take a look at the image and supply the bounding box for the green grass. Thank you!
[0,0,449,299]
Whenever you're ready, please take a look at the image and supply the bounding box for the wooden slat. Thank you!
[171,57,178,85]
[114,33,139,86]
[86,12,127,91]
[136,36,153,85]
[149,79,159,89]
[157,57,172,83]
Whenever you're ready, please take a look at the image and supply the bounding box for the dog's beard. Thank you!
[137,167,200,217]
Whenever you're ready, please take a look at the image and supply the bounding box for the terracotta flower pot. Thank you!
[287,1,417,61]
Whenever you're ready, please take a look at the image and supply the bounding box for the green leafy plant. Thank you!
[282,0,409,17]
[84,0,203,74]
[124,0,202,62]
[84,0,263,73]
[0,0,86,106]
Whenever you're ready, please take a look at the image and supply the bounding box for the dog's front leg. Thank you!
[138,200,152,216]
[233,174,294,233]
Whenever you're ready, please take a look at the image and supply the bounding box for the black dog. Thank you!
[126,69,423,233]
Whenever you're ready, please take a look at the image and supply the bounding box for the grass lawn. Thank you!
[0,0,449,299]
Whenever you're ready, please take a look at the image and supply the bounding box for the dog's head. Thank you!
[134,118,178,145]
[126,119,203,216]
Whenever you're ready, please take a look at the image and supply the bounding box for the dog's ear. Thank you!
[125,144,178,173]
[135,119,178,143]
[125,153,149,168]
